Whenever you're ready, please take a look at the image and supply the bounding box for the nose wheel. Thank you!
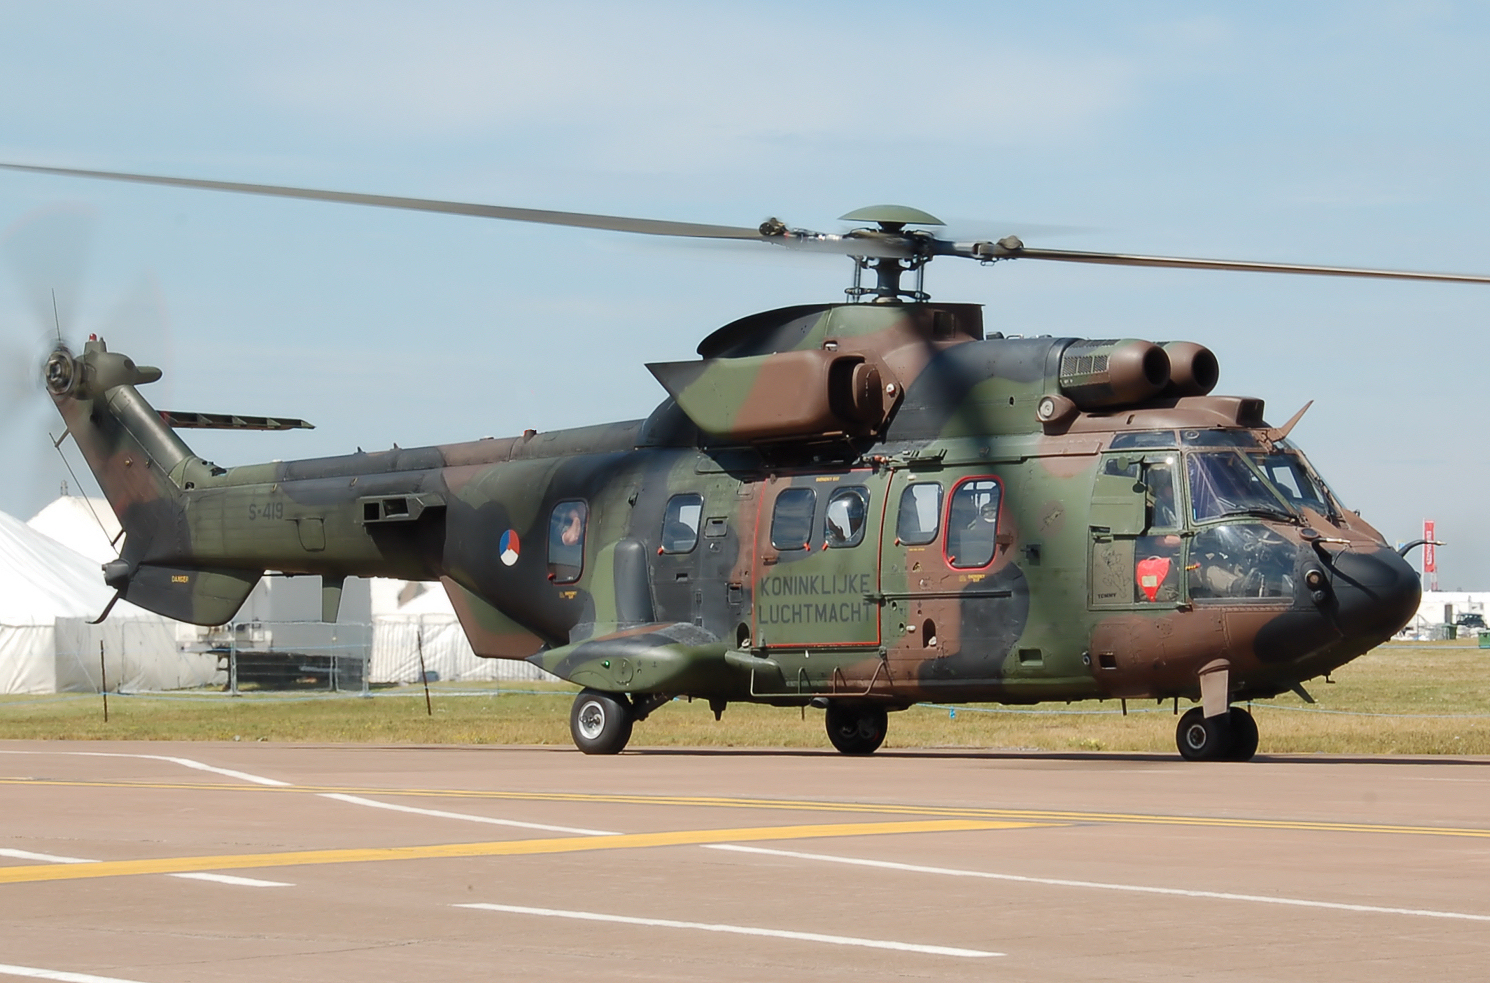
[1176,706,1258,761]
[570,689,634,754]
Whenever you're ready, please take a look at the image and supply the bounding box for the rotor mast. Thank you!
[836,205,942,303]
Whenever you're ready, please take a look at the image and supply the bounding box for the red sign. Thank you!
[1135,556,1172,602]
[1424,520,1436,573]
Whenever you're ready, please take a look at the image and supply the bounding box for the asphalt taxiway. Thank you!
[2,742,1488,982]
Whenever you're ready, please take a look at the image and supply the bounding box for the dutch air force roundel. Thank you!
[499,529,520,566]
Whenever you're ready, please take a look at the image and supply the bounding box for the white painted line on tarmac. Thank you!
[2,748,620,839]
[0,963,155,983]
[169,872,292,887]
[1,847,290,888]
[455,902,1001,958]
[318,793,620,836]
[707,844,1490,923]
[0,849,95,864]
[0,750,290,787]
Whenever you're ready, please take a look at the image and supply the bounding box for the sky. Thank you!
[2,1,1489,585]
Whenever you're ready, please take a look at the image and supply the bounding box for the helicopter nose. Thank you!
[1327,546,1421,640]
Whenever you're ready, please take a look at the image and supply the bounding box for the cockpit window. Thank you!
[1111,430,1177,449]
[1144,459,1180,530]
[1181,429,1260,448]
[1186,452,1293,523]
[1247,453,1332,517]
[1189,523,1295,600]
[1274,439,1348,513]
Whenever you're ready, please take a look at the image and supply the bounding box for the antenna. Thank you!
[51,288,62,343]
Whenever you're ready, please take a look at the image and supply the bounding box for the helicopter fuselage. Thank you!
[48,301,1421,758]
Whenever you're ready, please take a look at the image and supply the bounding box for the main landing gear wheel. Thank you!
[824,701,888,755]
[1176,705,1258,761]
[1175,706,1231,761]
[570,689,633,755]
[1224,706,1259,762]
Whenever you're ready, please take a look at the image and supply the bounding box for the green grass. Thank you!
[2,640,1488,754]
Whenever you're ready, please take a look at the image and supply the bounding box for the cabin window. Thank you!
[896,482,942,545]
[824,486,870,548]
[660,493,704,554]
[547,500,588,583]
[946,478,1002,569]
[770,487,816,550]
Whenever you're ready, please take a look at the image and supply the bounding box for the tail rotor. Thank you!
[2,204,173,521]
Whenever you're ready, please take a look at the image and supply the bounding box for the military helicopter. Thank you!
[4,161,1478,761]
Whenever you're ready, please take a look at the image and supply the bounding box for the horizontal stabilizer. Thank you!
[533,622,728,692]
[108,563,262,626]
[159,410,313,431]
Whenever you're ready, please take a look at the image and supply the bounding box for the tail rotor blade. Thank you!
[2,203,96,340]
[97,272,173,402]
[1,204,100,520]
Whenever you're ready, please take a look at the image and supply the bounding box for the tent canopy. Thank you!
[27,496,121,564]
[0,508,119,624]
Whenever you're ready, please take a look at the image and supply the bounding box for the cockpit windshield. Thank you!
[1186,451,1295,523]
[1247,451,1333,517]
[1273,439,1348,514]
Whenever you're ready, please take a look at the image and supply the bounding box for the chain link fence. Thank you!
[34,615,555,696]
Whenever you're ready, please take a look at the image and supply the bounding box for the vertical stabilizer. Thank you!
[46,337,262,624]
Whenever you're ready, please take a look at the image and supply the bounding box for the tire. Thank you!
[1175,706,1233,761]
[1224,706,1259,762]
[824,702,888,755]
[569,689,633,755]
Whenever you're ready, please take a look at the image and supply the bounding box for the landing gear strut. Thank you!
[1175,706,1258,761]
[824,701,888,755]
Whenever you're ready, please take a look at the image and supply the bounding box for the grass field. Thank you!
[2,640,1487,755]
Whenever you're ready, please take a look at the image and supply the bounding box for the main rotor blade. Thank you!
[18,161,1486,284]
[0,162,764,241]
[1002,245,1490,285]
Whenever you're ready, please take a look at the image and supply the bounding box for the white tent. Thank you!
[10,494,552,690]
[27,495,122,563]
[1404,591,1490,638]
[1,504,217,693]
[369,578,556,684]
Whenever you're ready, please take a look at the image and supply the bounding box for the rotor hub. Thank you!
[837,206,945,303]
[44,347,76,396]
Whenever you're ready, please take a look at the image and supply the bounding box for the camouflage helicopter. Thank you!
[5,162,1478,761]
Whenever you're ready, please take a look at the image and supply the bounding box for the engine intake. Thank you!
[1057,339,1170,409]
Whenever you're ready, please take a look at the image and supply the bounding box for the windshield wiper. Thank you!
[1216,506,1299,524]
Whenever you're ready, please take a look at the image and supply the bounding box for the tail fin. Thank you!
[47,337,261,625]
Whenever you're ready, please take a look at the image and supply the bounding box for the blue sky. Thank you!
[2,1,1489,585]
